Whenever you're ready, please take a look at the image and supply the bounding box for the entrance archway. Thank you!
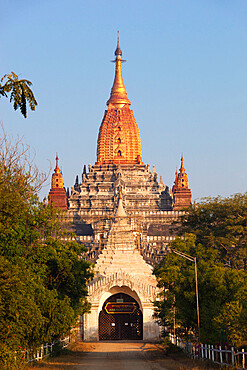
[99,293,143,340]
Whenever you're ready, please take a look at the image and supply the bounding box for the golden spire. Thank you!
[172,168,178,194]
[175,168,178,183]
[51,154,64,189]
[177,155,189,189]
[48,154,67,210]
[107,32,131,108]
[54,153,60,174]
[96,34,142,165]
[172,156,192,210]
[179,155,185,173]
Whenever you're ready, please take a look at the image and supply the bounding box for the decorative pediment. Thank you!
[88,270,158,303]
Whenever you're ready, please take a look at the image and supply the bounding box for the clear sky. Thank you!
[1,0,246,201]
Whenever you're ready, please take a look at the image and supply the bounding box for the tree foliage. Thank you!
[0,72,37,118]
[154,194,247,347]
[178,194,247,269]
[0,130,93,367]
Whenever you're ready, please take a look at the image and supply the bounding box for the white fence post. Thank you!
[231,347,234,367]
[242,348,245,369]
[219,346,223,364]
[201,343,203,359]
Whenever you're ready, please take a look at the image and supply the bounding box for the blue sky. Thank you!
[1,0,246,200]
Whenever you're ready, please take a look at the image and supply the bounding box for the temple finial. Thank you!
[54,153,60,174]
[107,33,131,108]
[115,30,122,56]
[180,155,185,173]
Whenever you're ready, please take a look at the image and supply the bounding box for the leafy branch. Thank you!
[0,72,37,118]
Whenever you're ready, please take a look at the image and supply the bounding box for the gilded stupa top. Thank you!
[176,156,189,189]
[51,154,64,189]
[107,32,131,109]
[96,35,142,165]
[54,154,60,174]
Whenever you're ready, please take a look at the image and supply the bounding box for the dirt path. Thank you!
[28,341,218,370]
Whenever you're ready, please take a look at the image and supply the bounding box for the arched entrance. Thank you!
[99,293,143,340]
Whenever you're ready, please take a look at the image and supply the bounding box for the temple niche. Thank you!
[48,36,192,341]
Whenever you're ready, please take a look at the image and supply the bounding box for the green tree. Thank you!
[0,130,93,367]
[154,232,247,346]
[178,194,247,269]
[0,72,37,118]
[215,292,247,347]
[154,194,247,345]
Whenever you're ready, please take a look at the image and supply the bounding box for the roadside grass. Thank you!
[158,338,222,369]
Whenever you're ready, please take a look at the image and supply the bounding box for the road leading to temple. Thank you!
[29,341,216,369]
[73,342,169,369]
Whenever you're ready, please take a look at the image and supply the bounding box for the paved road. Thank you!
[74,342,169,370]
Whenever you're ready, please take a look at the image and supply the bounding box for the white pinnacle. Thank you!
[115,192,127,218]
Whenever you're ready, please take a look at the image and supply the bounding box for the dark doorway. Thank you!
[99,293,143,340]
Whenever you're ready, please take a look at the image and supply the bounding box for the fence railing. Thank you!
[21,336,70,363]
[21,324,80,363]
[169,333,246,369]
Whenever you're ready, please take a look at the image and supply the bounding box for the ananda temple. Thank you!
[48,37,192,341]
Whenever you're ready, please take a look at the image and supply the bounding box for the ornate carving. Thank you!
[88,270,159,303]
